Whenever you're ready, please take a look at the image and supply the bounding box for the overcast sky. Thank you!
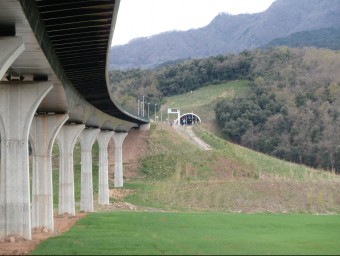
[111,0,277,46]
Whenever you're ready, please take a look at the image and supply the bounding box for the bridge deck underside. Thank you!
[34,0,136,120]
[36,1,114,110]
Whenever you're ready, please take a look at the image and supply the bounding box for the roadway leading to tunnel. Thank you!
[173,125,212,151]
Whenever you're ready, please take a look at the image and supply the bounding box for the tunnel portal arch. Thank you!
[174,113,201,125]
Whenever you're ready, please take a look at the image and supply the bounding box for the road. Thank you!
[173,125,212,151]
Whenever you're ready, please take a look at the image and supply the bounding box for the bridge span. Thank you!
[0,0,149,240]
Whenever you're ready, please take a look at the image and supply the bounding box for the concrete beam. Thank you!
[30,114,69,232]
[56,124,85,215]
[97,131,114,205]
[112,132,128,188]
[79,128,100,212]
[0,37,25,80]
[0,81,53,240]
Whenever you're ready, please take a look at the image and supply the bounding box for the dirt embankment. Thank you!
[0,213,86,255]
[108,128,149,179]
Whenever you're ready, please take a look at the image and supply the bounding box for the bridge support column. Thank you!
[139,124,150,131]
[97,131,114,205]
[113,132,128,188]
[30,114,68,232]
[79,128,100,212]
[0,82,53,240]
[0,37,25,79]
[57,124,85,215]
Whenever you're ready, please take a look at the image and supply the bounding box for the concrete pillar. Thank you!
[56,124,85,215]
[78,128,100,212]
[30,114,69,232]
[97,131,114,205]
[0,82,53,240]
[139,123,150,131]
[0,37,25,79]
[112,132,128,188]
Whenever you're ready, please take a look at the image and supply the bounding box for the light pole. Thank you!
[154,104,157,123]
[142,96,145,117]
[140,101,143,116]
[160,104,163,123]
[148,102,150,119]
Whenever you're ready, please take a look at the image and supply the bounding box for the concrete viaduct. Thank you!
[0,0,149,240]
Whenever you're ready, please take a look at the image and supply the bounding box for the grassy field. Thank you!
[31,212,340,255]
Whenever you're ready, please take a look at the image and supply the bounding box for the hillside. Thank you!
[109,0,340,69]
[262,27,340,50]
[163,80,248,134]
[114,79,340,213]
[123,123,340,213]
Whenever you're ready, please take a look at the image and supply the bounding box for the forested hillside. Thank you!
[109,47,340,172]
[109,0,340,69]
[215,48,340,172]
[262,28,340,50]
[108,51,253,112]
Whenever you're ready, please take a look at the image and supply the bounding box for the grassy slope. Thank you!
[126,123,340,213]
[163,80,248,134]
[125,81,340,213]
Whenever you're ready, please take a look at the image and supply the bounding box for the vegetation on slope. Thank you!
[164,80,248,134]
[120,79,338,213]
[262,27,340,50]
[215,48,340,172]
[108,51,253,114]
[110,47,340,172]
[125,123,340,214]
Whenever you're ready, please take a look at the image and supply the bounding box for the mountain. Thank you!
[109,0,340,70]
[261,27,340,50]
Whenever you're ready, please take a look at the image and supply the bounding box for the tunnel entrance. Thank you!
[174,113,201,126]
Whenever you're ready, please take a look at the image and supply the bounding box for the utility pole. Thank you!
[154,104,157,123]
[137,99,140,115]
[148,102,150,119]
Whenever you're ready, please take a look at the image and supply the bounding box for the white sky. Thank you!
[111,0,277,46]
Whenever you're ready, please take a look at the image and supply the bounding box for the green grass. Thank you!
[192,125,337,181]
[31,212,340,255]
[163,80,248,123]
